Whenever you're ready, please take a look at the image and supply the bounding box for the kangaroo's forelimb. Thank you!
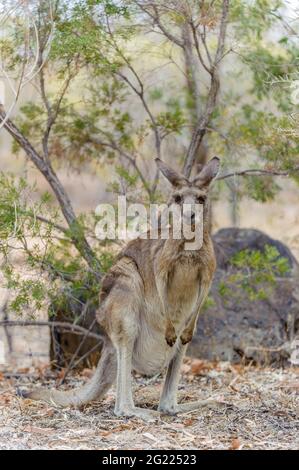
[154,241,180,347]
[180,282,210,345]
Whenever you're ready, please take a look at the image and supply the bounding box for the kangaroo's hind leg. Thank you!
[112,322,160,421]
[158,344,221,415]
[106,260,160,422]
[158,343,187,415]
[114,339,159,421]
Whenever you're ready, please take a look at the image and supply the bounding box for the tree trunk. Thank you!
[181,22,209,172]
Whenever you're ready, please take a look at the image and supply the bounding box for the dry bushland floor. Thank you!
[0,358,298,450]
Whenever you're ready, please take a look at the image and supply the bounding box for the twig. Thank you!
[190,21,211,74]
[0,320,103,341]
[136,1,184,48]
[216,166,299,181]
[34,215,68,234]
[58,316,97,385]
[72,342,101,370]
[90,137,151,197]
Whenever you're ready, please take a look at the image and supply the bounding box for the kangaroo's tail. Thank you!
[20,338,116,407]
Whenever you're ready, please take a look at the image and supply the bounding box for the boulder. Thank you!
[188,228,299,366]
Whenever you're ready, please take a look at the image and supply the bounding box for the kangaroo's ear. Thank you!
[155,158,188,187]
[193,156,220,188]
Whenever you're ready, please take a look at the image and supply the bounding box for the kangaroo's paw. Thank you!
[165,320,177,347]
[180,330,193,345]
[114,406,160,422]
[165,334,177,347]
[165,326,177,347]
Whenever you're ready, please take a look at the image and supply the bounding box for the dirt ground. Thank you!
[0,358,298,450]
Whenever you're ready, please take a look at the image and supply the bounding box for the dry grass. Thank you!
[0,359,298,450]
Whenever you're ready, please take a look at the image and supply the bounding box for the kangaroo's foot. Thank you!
[114,406,160,422]
[159,398,222,415]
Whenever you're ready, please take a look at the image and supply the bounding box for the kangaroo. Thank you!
[23,156,220,420]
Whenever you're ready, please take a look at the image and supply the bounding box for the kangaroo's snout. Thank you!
[183,209,196,226]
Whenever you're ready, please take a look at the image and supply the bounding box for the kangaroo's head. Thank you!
[155,157,220,229]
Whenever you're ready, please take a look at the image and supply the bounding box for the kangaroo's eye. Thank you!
[197,196,206,204]
[174,194,182,204]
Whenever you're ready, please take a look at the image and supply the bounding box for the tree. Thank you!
[0,0,298,362]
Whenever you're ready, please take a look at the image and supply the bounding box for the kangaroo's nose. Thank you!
[190,212,195,224]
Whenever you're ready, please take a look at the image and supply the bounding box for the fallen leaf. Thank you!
[36,364,51,378]
[56,369,66,382]
[143,432,157,442]
[190,359,206,375]
[229,437,241,450]
[23,426,55,435]
[17,367,30,374]
[81,368,93,379]
[100,430,112,437]
[181,364,191,374]
[0,394,11,404]
[112,423,133,432]
[183,418,195,426]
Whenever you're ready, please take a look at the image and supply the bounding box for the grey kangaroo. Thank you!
[24,156,220,420]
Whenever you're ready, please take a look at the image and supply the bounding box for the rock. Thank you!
[188,228,299,366]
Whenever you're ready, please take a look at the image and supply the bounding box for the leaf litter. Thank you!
[0,358,298,450]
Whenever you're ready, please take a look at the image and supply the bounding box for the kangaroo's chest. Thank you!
[166,259,200,320]
[132,261,201,376]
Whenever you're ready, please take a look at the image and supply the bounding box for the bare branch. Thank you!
[200,25,213,66]
[181,22,203,120]
[0,320,103,341]
[214,1,230,67]
[34,215,68,235]
[189,21,211,74]
[71,342,101,369]
[136,1,184,48]
[217,166,299,181]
